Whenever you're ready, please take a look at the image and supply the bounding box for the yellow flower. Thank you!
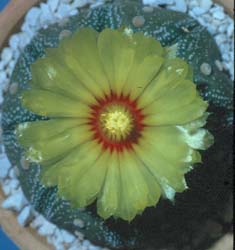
[16,28,213,221]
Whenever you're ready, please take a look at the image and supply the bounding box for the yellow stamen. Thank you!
[100,105,133,141]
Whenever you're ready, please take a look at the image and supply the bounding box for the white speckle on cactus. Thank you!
[73,218,85,228]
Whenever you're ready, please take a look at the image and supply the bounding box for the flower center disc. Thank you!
[89,93,145,152]
[100,105,133,141]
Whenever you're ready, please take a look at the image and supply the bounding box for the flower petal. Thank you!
[69,149,110,207]
[132,32,165,59]
[143,79,197,114]
[136,157,161,206]
[30,57,96,105]
[97,152,121,220]
[144,96,208,126]
[177,126,214,150]
[138,58,191,108]
[142,126,192,167]
[122,54,164,99]
[117,150,161,221]
[41,141,102,191]
[16,118,86,146]
[21,89,91,118]
[24,124,92,163]
[98,29,135,96]
[180,112,210,133]
[59,28,110,98]
[134,136,188,199]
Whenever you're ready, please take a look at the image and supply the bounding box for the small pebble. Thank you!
[215,34,227,44]
[198,0,213,12]
[218,23,227,33]
[68,241,82,250]
[9,35,20,50]
[61,229,76,243]
[59,29,72,40]
[1,48,13,64]
[9,82,18,95]
[83,240,91,247]
[25,7,41,27]
[38,220,56,236]
[200,62,212,75]
[17,205,32,226]
[1,180,11,195]
[30,215,47,229]
[227,22,234,37]
[132,16,145,28]
[2,189,27,211]
[53,228,64,244]
[0,61,5,70]
[40,3,55,25]
[18,32,31,49]
[56,3,72,18]
[143,0,174,5]
[213,10,225,20]
[69,9,79,16]
[169,0,187,13]
[0,71,7,83]
[142,6,154,13]
[48,0,60,12]
[0,156,12,179]
[89,245,100,250]
[7,179,19,192]
[192,6,207,15]
[75,231,85,241]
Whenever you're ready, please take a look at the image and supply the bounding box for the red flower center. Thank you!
[88,93,145,152]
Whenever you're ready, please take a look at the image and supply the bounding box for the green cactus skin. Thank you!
[1,1,233,249]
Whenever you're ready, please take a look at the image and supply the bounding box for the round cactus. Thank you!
[2,1,233,249]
